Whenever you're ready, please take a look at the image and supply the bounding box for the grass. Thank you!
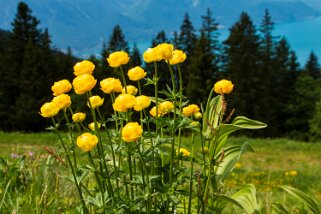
[0,132,320,212]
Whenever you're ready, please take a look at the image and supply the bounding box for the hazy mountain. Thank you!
[0,0,320,56]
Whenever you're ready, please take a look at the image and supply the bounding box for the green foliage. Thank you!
[309,95,321,142]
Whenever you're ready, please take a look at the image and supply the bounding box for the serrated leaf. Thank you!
[279,185,320,214]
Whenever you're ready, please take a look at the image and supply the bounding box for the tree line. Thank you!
[1,2,321,141]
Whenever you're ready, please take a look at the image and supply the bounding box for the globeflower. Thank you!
[213,79,234,94]
[121,122,143,142]
[73,60,95,76]
[76,132,98,152]
[100,78,122,94]
[52,94,72,110]
[72,74,97,95]
[88,95,104,109]
[159,101,174,114]
[121,85,138,95]
[51,79,72,96]
[182,104,200,117]
[194,112,202,120]
[155,43,174,60]
[107,51,130,68]
[112,94,136,112]
[134,95,151,111]
[143,48,159,63]
[177,148,190,157]
[88,122,101,131]
[127,66,146,81]
[40,102,60,118]
[149,106,163,117]
[169,49,186,65]
[72,112,86,123]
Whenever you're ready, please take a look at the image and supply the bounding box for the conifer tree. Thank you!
[304,51,320,79]
[178,13,196,56]
[107,25,129,53]
[201,8,219,52]
[223,12,263,121]
[130,43,142,67]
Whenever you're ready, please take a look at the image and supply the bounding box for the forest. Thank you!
[0,2,320,141]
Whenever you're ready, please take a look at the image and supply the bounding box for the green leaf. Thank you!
[279,185,320,214]
[271,203,289,214]
[231,184,260,214]
[214,142,254,184]
[202,94,223,137]
[212,116,267,155]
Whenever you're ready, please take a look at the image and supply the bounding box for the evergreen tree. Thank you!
[107,25,129,53]
[130,43,142,67]
[201,8,219,52]
[223,12,263,122]
[186,31,216,105]
[304,51,320,78]
[178,13,197,56]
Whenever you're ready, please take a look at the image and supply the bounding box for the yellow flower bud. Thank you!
[112,94,136,112]
[159,101,174,113]
[73,60,95,76]
[51,79,72,96]
[40,102,60,118]
[127,66,147,81]
[121,85,138,95]
[194,112,202,119]
[72,74,97,95]
[121,122,143,143]
[88,122,101,131]
[100,78,122,94]
[143,48,159,63]
[182,104,200,117]
[149,106,164,117]
[72,112,86,123]
[107,51,130,68]
[52,94,72,110]
[155,43,174,60]
[76,133,98,152]
[177,148,190,157]
[169,49,186,65]
[88,95,104,109]
[213,79,234,94]
[134,95,151,111]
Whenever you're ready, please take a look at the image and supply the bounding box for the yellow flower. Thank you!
[182,104,200,117]
[52,94,72,110]
[234,163,242,169]
[149,106,163,117]
[155,43,174,60]
[121,122,143,142]
[76,133,98,152]
[51,79,72,96]
[159,101,174,113]
[134,95,151,111]
[40,102,60,118]
[289,170,298,176]
[88,95,104,109]
[112,94,136,112]
[73,60,95,76]
[72,74,97,95]
[127,66,147,81]
[121,85,138,95]
[100,78,122,94]
[169,49,187,65]
[107,51,130,68]
[72,112,86,123]
[194,112,202,119]
[88,122,101,131]
[143,48,159,63]
[213,79,234,94]
[177,148,190,157]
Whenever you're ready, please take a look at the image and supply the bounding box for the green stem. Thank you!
[63,109,77,168]
[120,66,127,93]
[188,133,195,214]
[51,118,88,214]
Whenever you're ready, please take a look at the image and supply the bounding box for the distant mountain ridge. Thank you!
[0,0,320,56]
